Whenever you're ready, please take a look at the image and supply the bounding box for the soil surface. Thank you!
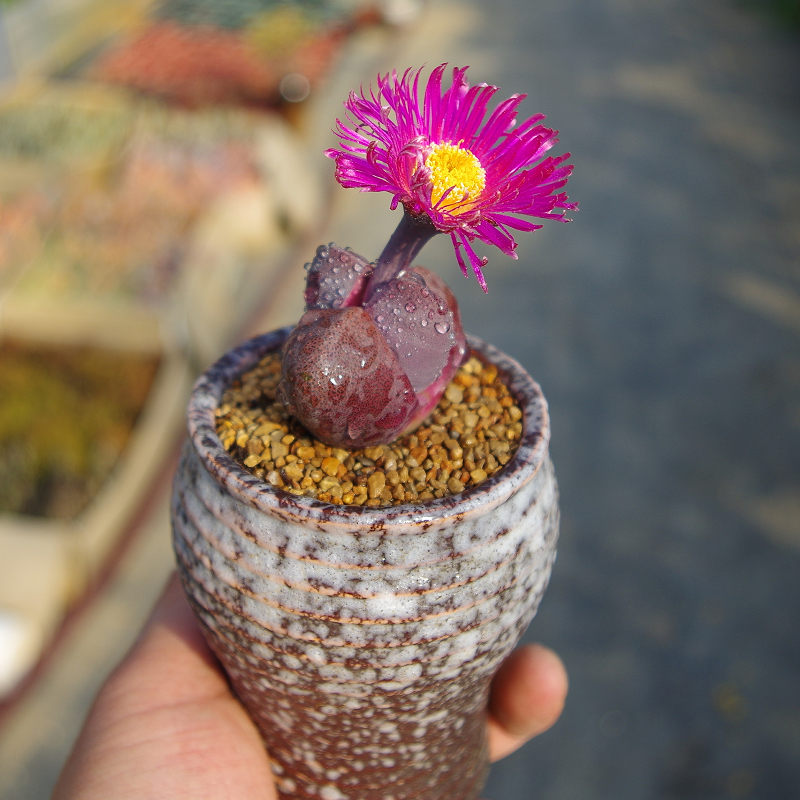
[217,350,522,506]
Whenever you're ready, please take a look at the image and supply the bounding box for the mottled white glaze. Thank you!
[171,329,559,800]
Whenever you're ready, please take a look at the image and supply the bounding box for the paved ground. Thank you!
[328,2,800,798]
[447,2,800,798]
[1,0,799,798]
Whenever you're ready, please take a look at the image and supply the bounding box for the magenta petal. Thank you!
[278,308,419,450]
[453,232,490,292]
[325,64,575,290]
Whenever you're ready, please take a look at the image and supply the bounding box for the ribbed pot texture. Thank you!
[171,327,559,800]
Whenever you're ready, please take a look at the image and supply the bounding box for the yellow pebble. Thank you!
[321,457,341,477]
[284,463,304,481]
[363,445,385,461]
[271,441,289,460]
[447,477,465,494]
[254,422,282,436]
[462,412,479,429]
[470,468,488,484]
[368,472,386,499]
[266,470,283,487]
[409,466,426,482]
[445,385,464,404]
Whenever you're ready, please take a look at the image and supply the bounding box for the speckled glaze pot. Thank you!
[171,327,559,800]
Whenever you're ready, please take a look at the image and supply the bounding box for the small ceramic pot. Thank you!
[171,327,559,800]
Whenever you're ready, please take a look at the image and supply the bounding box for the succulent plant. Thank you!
[278,64,575,449]
[277,235,467,450]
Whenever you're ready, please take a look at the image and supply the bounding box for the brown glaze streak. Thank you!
[180,444,541,571]
[177,575,543,687]
[173,457,555,630]
[175,537,552,655]
[176,460,545,590]
[172,329,559,800]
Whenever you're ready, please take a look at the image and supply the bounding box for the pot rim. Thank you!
[186,327,550,530]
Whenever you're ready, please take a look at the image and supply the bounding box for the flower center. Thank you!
[424,142,485,214]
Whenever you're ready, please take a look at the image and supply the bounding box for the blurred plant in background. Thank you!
[0,340,158,519]
[0,0,424,703]
[89,0,380,106]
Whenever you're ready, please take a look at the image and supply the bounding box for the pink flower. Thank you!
[325,64,576,291]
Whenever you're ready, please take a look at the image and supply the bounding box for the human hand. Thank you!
[53,573,567,799]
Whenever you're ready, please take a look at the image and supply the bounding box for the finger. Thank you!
[54,572,277,800]
[487,643,568,762]
[102,572,229,715]
[141,571,211,656]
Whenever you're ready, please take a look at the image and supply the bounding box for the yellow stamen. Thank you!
[425,142,485,214]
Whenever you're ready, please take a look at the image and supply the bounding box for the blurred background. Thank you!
[0,0,798,798]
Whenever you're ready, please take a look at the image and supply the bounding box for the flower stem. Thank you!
[365,209,439,301]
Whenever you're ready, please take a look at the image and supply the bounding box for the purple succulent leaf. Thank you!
[364,266,467,395]
[304,243,374,311]
[278,307,419,450]
[398,267,469,434]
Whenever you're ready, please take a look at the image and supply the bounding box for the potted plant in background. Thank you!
[172,64,575,800]
[0,79,326,699]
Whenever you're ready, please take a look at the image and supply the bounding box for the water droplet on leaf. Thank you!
[435,322,450,334]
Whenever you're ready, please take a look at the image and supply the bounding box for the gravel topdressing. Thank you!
[215,351,523,507]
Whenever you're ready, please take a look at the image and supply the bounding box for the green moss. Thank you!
[0,340,159,519]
